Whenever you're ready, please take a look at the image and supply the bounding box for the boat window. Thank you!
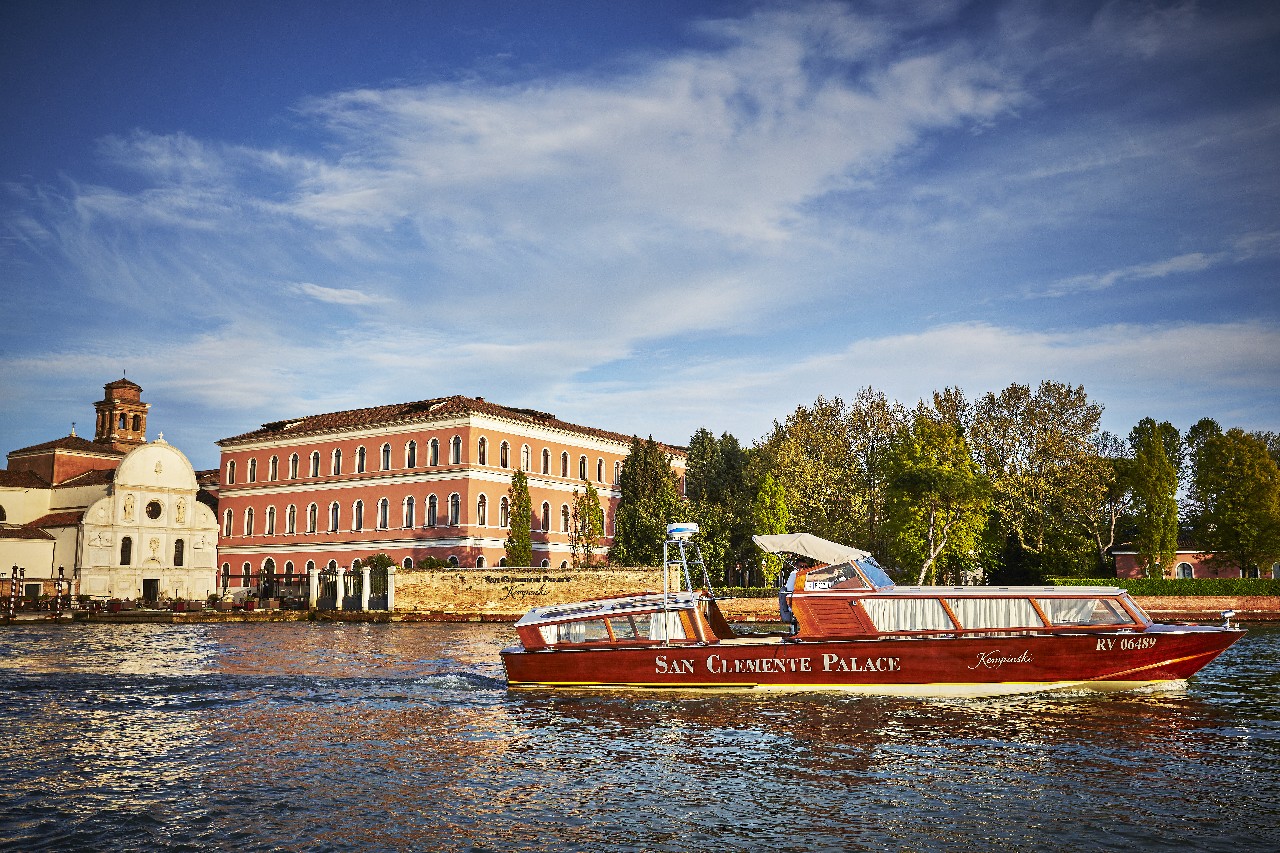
[1036,598,1135,627]
[540,619,611,645]
[632,611,687,641]
[945,597,1044,630]
[862,598,953,633]
[803,562,869,591]
[854,557,895,589]
[608,616,639,640]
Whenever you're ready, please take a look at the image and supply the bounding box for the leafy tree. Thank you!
[1186,421,1280,577]
[1080,431,1131,574]
[751,473,790,585]
[883,413,989,585]
[610,436,685,566]
[969,381,1104,578]
[569,479,606,568]
[504,468,533,567]
[685,428,754,585]
[1127,418,1181,577]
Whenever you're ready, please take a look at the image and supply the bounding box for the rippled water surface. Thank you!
[2,621,1278,852]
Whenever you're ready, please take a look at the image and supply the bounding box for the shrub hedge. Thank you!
[718,586,779,599]
[1050,577,1280,596]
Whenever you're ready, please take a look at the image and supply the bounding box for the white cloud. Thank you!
[290,282,387,306]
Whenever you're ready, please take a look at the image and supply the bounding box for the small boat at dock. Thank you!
[501,526,1245,697]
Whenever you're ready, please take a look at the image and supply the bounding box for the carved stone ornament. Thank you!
[155,460,163,476]
[149,537,160,560]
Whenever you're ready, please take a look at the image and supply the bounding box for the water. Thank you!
[1,621,1278,852]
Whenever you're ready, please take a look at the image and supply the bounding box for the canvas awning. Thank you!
[751,533,870,566]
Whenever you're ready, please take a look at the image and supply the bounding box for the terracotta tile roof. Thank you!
[27,510,85,528]
[196,469,220,488]
[54,468,116,488]
[8,434,124,458]
[218,394,686,454]
[0,470,50,489]
[105,377,142,390]
[0,525,55,541]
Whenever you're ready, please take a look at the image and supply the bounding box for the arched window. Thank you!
[540,502,550,532]
[499,557,508,567]
[284,561,295,583]
[242,562,252,587]
[402,557,413,570]
[223,508,233,536]
[427,495,438,527]
[521,445,531,471]
[120,536,132,566]
[306,560,316,576]
[1176,562,1194,579]
[499,441,510,469]
[579,455,588,480]
[269,456,279,481]
[119,414,126,430]
[263,558,276,585]
[560,452,569,478]
[448,555,460,567]
[541,449,550,475]
[380,443,391,470]
[406,440,417,468]
[477,494,487,526]
[327,559,338,571]
[478,437,488,466]
[131,414,141,432]
[404,496,416,528]
[561,504,570,532]
[332,449,342,475]
[265,505,276,535]
[476,556,486,568]
[310,452,320,477]
[0,505,5,523]
[221,563,230,590]
[307,503,318,534]
[329,502,340,532]
[450,436,461,464]
[429,438,439,466]
[448,493,461,526]
[289,453,299,479]
[377,498,389,529]
[540,559,550,568]
[244,507,255,536]
[353,500,364,530]
[248,458,257,483]
[560,560,569,569]
[614,461,621,484]
[499,496,510,528]
[286,504,297,535]
[597,458,604,482]
[356,446,367,473]
[226,460,236,485]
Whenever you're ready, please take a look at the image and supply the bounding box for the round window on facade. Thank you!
[146,500,163,520]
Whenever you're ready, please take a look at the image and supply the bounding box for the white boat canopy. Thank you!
[752,533,871,566]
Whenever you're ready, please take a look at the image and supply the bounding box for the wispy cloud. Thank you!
[290,282,387,306]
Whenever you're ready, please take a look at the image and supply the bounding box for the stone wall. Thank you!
[1134,596,1280,622]
[395,566,665,619]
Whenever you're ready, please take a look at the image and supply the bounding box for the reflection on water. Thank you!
[1,622,1278,852]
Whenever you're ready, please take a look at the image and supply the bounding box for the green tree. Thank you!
[504,468,533,567]
[610,436,685,566]
[751,473,791,585]
[1081,431,1131,575]
[569,479,606,568]
[1186,421,1280,577]
[969,381,1104,579]
[1127,418,1181,577]
[884,413,989,585]
[685,428,754,585]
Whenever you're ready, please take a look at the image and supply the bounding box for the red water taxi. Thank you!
[501,528,1245,696]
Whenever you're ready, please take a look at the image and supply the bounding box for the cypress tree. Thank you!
[505,468,533,567]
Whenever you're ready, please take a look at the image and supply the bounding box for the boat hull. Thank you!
[502,626,1244,697]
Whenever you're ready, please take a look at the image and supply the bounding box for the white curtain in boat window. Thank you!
[862,598,953,633]
[1036,598,1132,626]
[946,597,1044,630]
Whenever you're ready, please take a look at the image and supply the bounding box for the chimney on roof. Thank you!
[476,397,484,402]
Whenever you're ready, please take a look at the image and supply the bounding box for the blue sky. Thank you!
[2,0,1277,470]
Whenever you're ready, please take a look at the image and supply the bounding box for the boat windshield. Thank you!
[803,561,869,591]
[855,556,895,589]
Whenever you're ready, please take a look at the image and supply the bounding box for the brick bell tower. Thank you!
[93,377,149,451]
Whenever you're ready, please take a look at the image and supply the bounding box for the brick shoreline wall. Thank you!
[393,570,1280,623]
